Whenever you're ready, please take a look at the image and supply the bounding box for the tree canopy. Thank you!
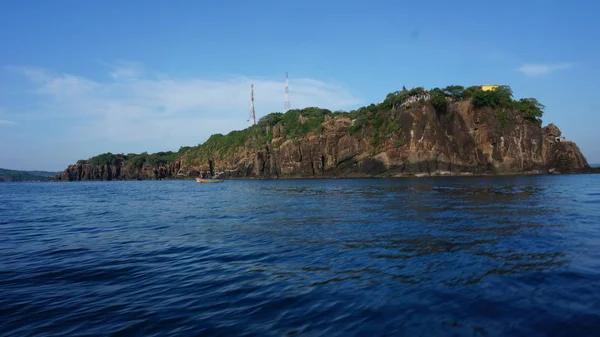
[429,88,448,111]
[442,85,465,99]
[515,98,545,119]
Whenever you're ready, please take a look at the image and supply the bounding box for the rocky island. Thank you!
[54,85,593,181]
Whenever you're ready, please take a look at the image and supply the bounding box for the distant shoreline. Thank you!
[36,169,600,183]
[0,168,61,183]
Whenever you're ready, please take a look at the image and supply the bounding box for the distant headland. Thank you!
[0,168,60,182]
[53,84,596,181]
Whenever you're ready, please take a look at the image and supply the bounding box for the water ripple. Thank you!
[1,175,600,336]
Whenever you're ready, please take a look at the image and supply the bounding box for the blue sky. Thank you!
[1,0,599,171]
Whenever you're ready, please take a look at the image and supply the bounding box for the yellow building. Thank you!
[481,85,500,91]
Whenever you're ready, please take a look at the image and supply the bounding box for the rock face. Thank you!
[56,161,183,181]
[54,101,592,181]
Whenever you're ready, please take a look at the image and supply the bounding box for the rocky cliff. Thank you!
[54,86,593,181]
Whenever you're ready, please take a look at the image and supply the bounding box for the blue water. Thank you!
[1,175,600,336]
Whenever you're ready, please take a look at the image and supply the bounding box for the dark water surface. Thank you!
[1,175,600,336]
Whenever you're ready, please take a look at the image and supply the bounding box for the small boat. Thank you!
[196,177,224,183]
[197,162,223,183]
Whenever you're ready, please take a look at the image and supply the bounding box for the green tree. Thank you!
[258,112,284,127]
[89,152,119,166]
[178,146,192,153]
[383,92,397,108]
[407,87,426,97]
[462,86,479,98]
[442,85,465,99]
[471,90,495,106]
[495,85,514,105]
[429,88,448,111]
[278,107,331,138]
[131,155,146,167]
[471,85,513,107]
[516,98,545,119]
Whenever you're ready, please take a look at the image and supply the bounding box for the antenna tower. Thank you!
[249,84,256,125]
[284,72,291,112]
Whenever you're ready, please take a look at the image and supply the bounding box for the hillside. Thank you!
[0,168,60,182]
[54,85,593,181]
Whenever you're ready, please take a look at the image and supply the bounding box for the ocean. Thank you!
[1,175,600,336]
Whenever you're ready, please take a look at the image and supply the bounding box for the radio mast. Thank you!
[249,84,256,125]
[284,72,291,112]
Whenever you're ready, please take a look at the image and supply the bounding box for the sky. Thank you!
[1,0,599,171]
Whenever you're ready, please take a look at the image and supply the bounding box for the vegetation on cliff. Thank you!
[69,84,548,174]
[78,148,187,168]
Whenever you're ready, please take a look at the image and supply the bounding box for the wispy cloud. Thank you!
[0,119,18,126]
[4,63,361,161]
[104,60,145,80]
[13,65,361,121]
[518,63,574,76]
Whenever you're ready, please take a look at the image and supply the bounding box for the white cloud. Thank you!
[0,119,18,126]
[15,65,361,120]
[5,64,361,164]
[105,60,145,80]
[518,63,574,76]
